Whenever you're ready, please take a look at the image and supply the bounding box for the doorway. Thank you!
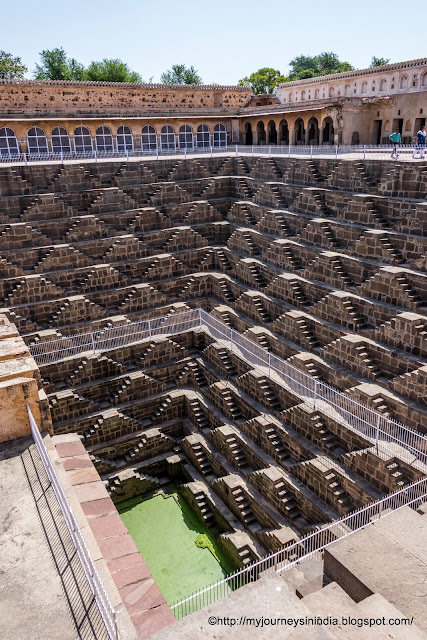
[373,120,382,145]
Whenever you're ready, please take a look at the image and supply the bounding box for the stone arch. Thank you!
[213,123,227,147]
[400,75,408,89]
[321,117,334,144]
[267,120,277,145]
[257,121,266,145]
[178,124,194,149]
[95,126,113,152]
[160,125,175,150]
[289,92,293,102]
[27,126,48,156]
[117,125,133,152]
[361,81,368,94]
[301,90,306,100]
[294,118,305,144]
[307,117,319,145]
[344,84,351,96]
[278,119,289,145]
[196,124,210,148]
[329,86,335,98]
[141,125,157,151]
[0,126,19,157]
[51,126,71,154]
[244,122,253,146]
[380,78,387,91]
[74,126,93,154]
[314,88,320,99]
[422,72,427,87]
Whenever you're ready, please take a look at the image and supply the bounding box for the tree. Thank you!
[160,64,203,85]
[238,68,288,94]
[34,48,84,80]
[84,59,142,83]
[0,51,27,79]
[370,56,390,67]
[288,52,354,81]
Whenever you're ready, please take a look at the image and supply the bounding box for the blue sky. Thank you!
[3,0,425,84]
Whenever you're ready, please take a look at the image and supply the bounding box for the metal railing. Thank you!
[0,143,423,165]
[170,475,427,618]
[28,308,427,469]
[27,406,118,639]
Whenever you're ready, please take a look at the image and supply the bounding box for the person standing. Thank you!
[389,128,401,159]
[413,125,426,159]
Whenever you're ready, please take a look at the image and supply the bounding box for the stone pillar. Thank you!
[0,314,52,443]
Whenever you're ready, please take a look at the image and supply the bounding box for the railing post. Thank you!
[94,149,97,163]
[24,153,27,166]
[375,413,380,454]
[251,144,254,156]
[156,144,159,160]
[148,318,152,339]
[235,144,238,156]
[268,352,271,378]
[60,150,64,165]
[313,379,318,410]
[268,145,271,157]
[210,145,213,158]
[335,145,338,160]
[126,149,129,162]
[91,331,96,354]
[230,330,233,353]
[288,145,291,158]
[363,145,366,160]
[310,145,313,159]
[185,146,187,159]
[198,307,202,328]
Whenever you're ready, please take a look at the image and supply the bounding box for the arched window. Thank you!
[213,123,227,147]
[178,124,194,149]
[400,75,408,89]
[116,125,133,152]
[196,124,210,148]
[314,88,320,99]
[160,125,175,150]
[74,126,93,154]
[0,127,19,157]
[141,125,157,151]
[27,127,48,156]
[329,87,335,97]
[380,79,387,91]
[344,84,350,96]
[301,90,306,100]
[289,92,293,102]
[361,82,368,94]
[95,126,113,152]
[422,73,427,87]
[51,127,71,154]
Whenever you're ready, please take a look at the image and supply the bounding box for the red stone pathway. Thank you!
[54,438,175,639]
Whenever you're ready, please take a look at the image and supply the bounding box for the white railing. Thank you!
[28,308,427,469]
[0,143,421,165]
[170,475,427,618]
[27,406,119,639]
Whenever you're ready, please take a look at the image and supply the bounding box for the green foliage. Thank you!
[34,48,80,80]
[370,56,390,67]
[160,64,203,85]
[84,59,142,83]
[239,67,288,94]
[0,51,27,79]
[34,48,141,82]
[194,534,221,562]
[287,52,354,81]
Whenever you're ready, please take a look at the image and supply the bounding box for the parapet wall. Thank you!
[0,80,252,117]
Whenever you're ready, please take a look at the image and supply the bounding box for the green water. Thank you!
[118,488,235,605]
